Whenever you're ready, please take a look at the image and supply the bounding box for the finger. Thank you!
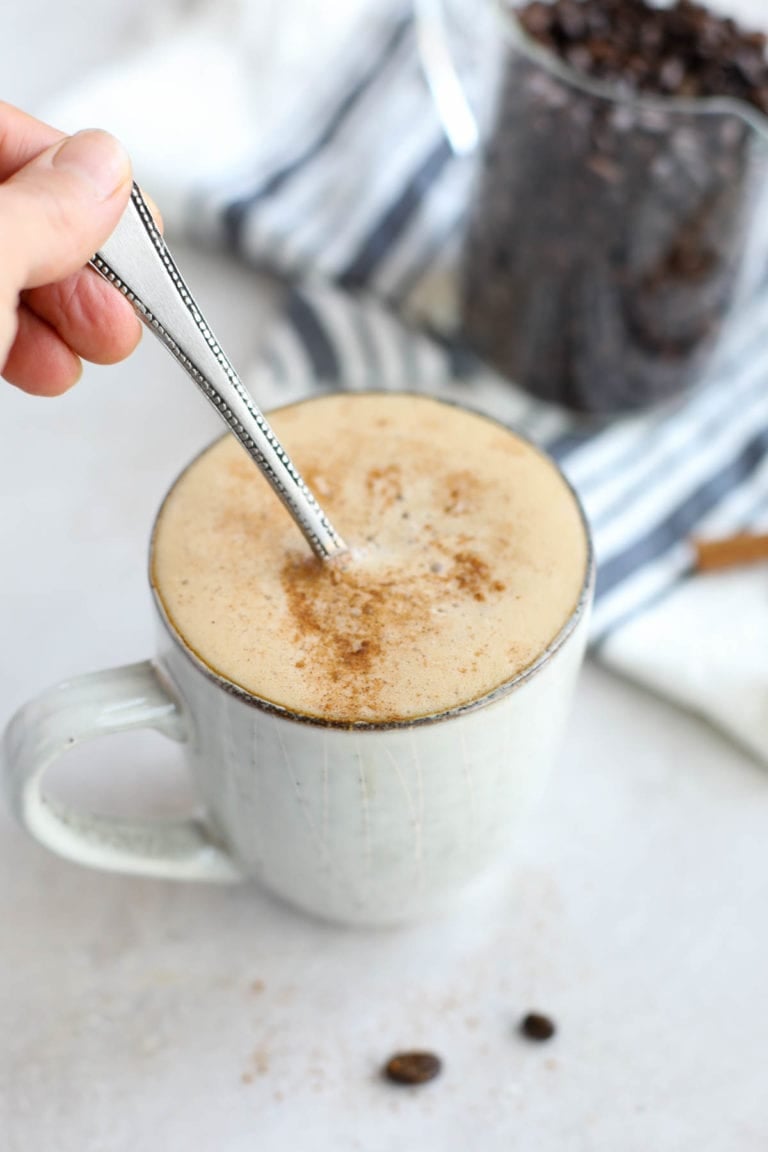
[0,104,161,233]
[20,176,166,365]
[140,187,164,233]
[2,303,82,395]
[0,129,132,292]
[24,268,142,365]
[0,100,64,179]
[18,175,165,366]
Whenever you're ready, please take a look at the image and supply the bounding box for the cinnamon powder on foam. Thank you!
[152,394,588,723]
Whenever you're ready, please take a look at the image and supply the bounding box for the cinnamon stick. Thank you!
[692,532,768,573]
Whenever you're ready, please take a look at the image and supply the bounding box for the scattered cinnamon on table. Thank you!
[692,532,768,573]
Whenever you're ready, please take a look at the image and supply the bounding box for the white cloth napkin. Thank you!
[41,0,768,765]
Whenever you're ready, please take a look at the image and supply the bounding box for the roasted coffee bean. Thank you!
[383,1050,443,1085]
[520,1012,557,1042]
[514,0,768,109]
[519,1,554,39]
[558,0,587,40]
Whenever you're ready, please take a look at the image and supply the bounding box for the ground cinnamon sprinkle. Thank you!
[280,554,399,718]
[692,532,768,573]
[451,551,502,602]
[279,544,507,719]
[366,464,403,508]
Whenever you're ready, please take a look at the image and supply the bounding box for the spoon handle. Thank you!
[90,184,346,561]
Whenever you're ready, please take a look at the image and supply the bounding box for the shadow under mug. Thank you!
[2,415,595,927]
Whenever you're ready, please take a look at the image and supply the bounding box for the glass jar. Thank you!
[420,0,768,414]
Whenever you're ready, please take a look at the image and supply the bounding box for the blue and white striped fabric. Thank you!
[44,0,768,761]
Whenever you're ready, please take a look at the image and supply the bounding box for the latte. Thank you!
[152,393,588,722]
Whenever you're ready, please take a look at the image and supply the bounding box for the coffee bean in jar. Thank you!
[460,0,768,414]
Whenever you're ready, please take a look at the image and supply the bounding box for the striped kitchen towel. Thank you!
[44,0,768,763]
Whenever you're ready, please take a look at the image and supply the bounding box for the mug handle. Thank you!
[1,660,242,882]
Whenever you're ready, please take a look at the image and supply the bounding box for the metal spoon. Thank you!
[90,183,346,561]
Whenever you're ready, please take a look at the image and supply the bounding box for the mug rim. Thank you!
[149,391,595,732]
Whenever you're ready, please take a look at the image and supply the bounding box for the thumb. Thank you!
[0,129,132,294]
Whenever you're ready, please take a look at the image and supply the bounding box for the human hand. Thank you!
[0,101,142,396]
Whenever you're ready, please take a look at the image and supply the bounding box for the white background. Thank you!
[1,2,767,1149]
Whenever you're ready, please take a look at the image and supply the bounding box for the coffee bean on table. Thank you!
[383,1050,443,1085]
[519,1012,557,1042]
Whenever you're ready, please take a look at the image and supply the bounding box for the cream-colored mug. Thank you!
[1,401,594,926]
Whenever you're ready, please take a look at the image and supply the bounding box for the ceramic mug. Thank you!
[1,433,594,926]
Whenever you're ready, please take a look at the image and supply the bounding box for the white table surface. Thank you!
[2,4,768,1150]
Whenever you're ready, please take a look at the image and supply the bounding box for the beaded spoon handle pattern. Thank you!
[90,183,346,561]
